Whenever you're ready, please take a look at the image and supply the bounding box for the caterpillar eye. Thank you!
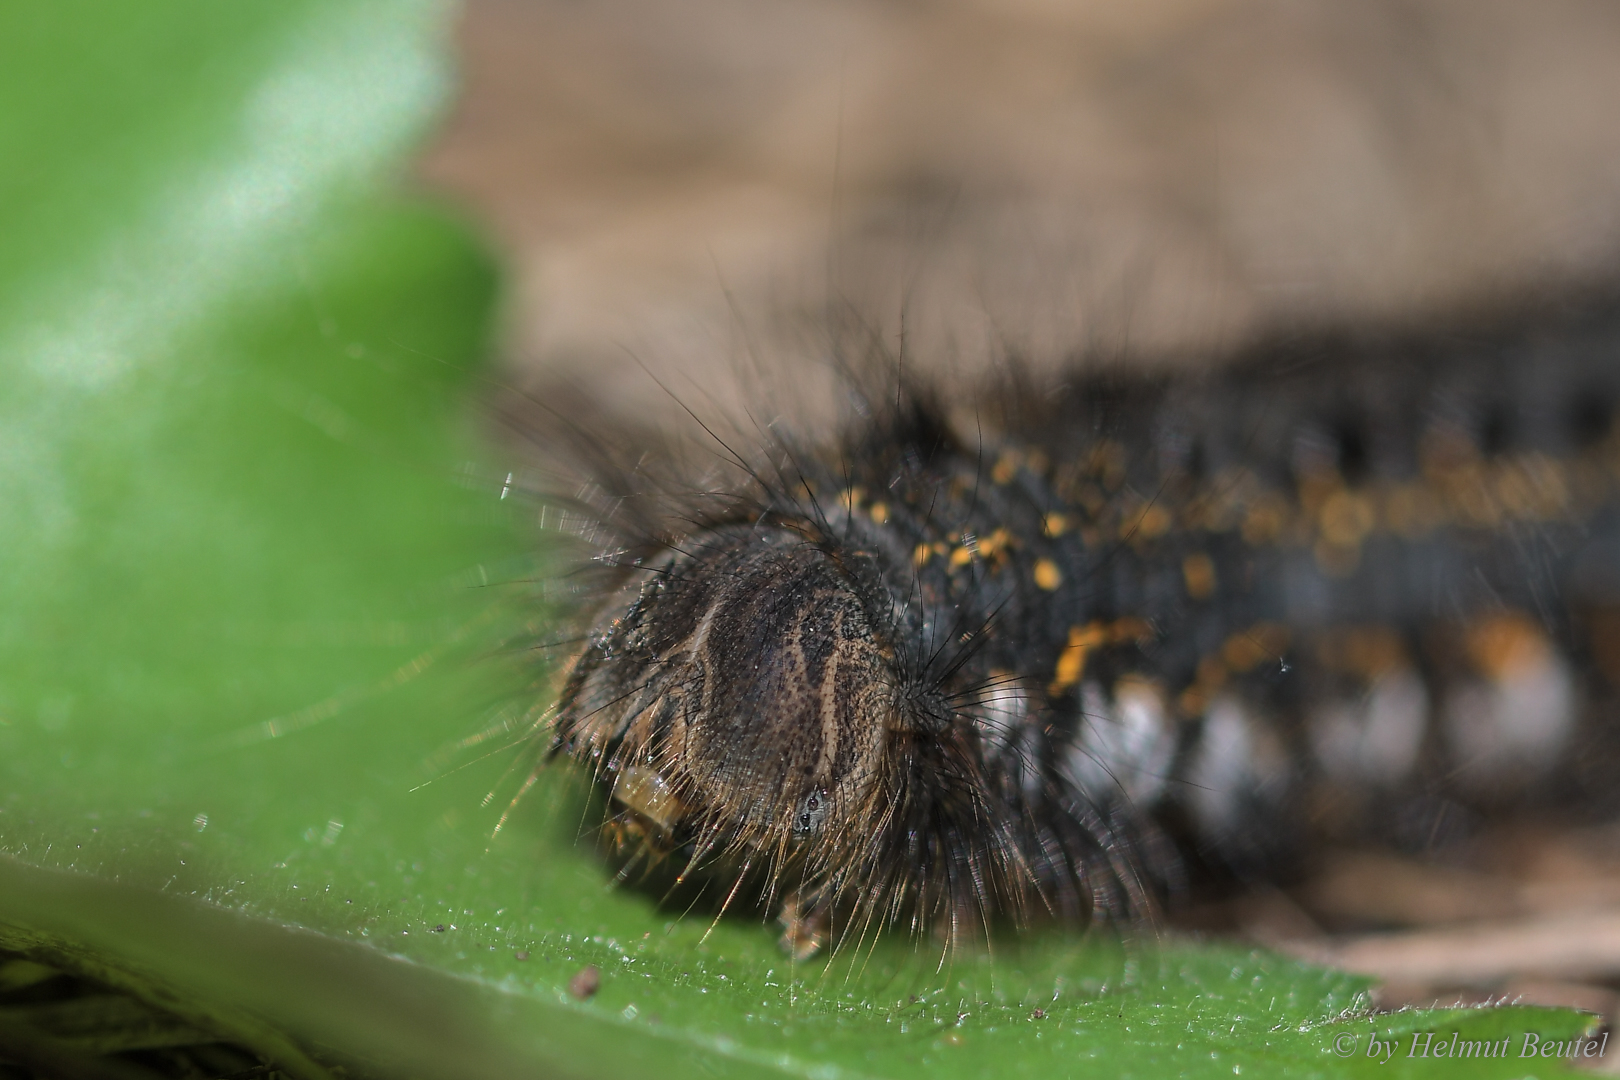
[793,789,830,837]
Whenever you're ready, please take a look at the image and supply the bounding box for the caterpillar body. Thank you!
[541,295,1620,959]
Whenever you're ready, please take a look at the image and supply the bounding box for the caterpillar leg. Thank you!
[777,890,827,961]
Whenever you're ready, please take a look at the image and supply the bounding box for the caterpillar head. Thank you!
[554,522,920,871]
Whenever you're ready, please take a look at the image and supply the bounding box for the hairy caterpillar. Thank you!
[426,0,1620,965]
[527,292,1620,960]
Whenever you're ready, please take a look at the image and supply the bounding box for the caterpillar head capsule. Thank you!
[555,522,901,863]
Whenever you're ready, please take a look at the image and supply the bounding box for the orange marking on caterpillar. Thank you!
[1049,619,1154,695]
[1465,612,1553,679]
[1127,504,1172,543]
[1050,622,1107,695]
[1182,553,1216,600]
[1033,558,1063,591]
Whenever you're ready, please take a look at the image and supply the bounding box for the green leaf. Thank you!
[0,3,1601,1078]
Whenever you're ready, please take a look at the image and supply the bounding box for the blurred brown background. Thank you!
[423,0,1620,425]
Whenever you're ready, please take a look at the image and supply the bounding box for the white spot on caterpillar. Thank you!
[1309,668,1428,783]
[1444,629,1576,784]
[1186,695,1287,836]
[1064,678,1174,806]
[970,675,1028,757]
